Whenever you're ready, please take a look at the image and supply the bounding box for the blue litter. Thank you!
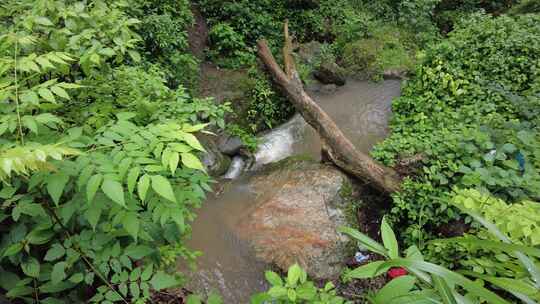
[354,252,369,263]
[516,152,525,171]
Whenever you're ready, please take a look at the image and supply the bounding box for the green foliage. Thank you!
[127,0,199,89]
[244,68,295,132]
[508,0,540,15]
[207,23,256,69]
[197,0,373,65]
[0,1,224,302]
[340,208,540,303]
[372,13,540,245]
[251,264,350,304]
[426,190,540,303]
[226,124,259,152]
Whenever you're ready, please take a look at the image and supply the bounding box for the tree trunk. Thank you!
[256,24,402,193]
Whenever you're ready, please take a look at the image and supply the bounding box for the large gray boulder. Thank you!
[236,159,351,279]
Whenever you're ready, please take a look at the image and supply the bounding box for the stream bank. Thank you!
[180,79,402,303]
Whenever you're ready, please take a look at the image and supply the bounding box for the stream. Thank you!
[180,80,402,303]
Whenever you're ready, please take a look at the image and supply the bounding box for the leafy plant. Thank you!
[251,264,350,304]
[339,212,540,303]
[226,124,259,152]
[0,1,222,302]
[244,68,294,132]
[372,13,540,245]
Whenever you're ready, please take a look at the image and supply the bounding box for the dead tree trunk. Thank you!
[256,23,402,193]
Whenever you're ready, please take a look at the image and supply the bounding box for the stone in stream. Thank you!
[199,135,231,176]
[314,62,346,86]
[236,159,352,280]
[217,134,245,156]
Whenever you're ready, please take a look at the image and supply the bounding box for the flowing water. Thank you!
[181,80,401,303]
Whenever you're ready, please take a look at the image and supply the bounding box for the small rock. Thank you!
[218,135,244,156]
[199,136,232,176]
[314,62,346,86]
[383,69,407,80]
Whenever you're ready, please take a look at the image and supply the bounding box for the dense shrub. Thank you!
[0,1,225,302]
[128,0,200,89]
[373,14,540,245]
[244,68,295,132]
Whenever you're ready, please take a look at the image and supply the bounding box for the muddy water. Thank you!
[182,80,401,303]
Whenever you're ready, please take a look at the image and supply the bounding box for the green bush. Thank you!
[0,1,223,302]
[244,68,295,132]
[340,207,540,304]
[251,264,350,304]
[372,14,540,245]
[207,23,255,68]
[341,26,416,80]
[127,0,199,89]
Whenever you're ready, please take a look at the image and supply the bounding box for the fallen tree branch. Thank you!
[256,22,402,193]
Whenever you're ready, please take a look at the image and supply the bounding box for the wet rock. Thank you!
[314,62,346,86]
[237,159,351,280]
[218,135,245,156]
[199,136,232,176]
[383,69,407,80]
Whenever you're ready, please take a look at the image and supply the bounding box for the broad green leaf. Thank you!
[137,174,150,202]
[6,286,33,297]
[127,167,140,194]
[461,271,539,296]
[149,271,180,290]
[124,245,153,259]
[122,213,139,240]
[47,173,69,205]
[22,116,38,134]
[381,217,399,259]
[374,275,417,303]
[287,264,302,286]
[151,175,176,203]
[34,16,54,26]
[141,264,154,281]
[434,237,540,258]
[181,133,205,151]
[169,152,180,174]
[20,91,39,105]
[69,273,84,284]
[183,123,208,133]
[431,275,458,304]
[86,174,103,203]
[51,262,67,284]
[207,293,223,304]
[51,86,70,99]
[101,179,125,207]
[130,281,140,299]
[265,271,283,286]
[181,152,205,171]
[380,258,511,304]
[186,295,202,304]
[38,88,56,103]
[338,226,388,257]
[44,244,65,261]
[343,261,388,281]
[2,243,24,257]
[267,286,287,298]
[21,257,40,278]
